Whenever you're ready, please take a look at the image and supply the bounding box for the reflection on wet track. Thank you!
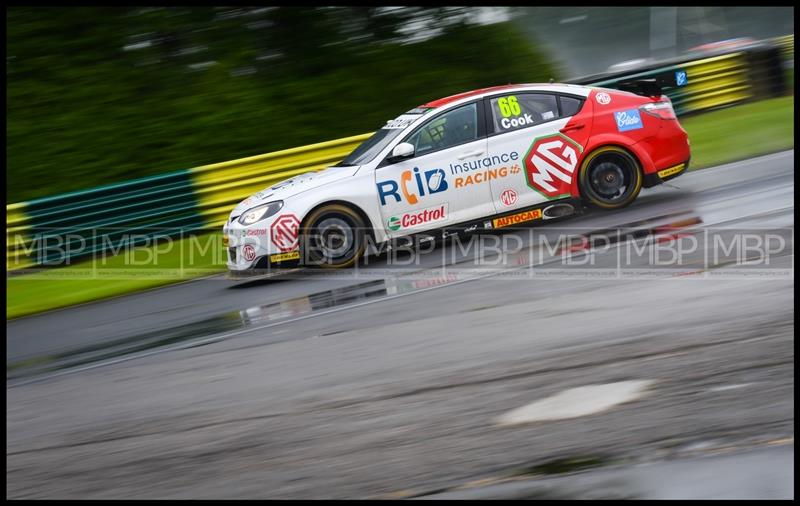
[14,209,786,383]
[6,152,795,383]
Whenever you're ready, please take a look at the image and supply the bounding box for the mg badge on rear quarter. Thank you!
[523,133,584,199]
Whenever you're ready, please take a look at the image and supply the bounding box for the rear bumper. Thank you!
[643,157,690,187]
[634,117,691,178]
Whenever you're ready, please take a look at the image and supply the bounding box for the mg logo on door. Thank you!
[500,189,517,207]
[523,133,584,199]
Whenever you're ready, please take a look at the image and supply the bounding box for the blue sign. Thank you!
[615,109,643,132]
[675,70,688,86]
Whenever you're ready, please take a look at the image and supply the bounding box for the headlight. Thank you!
[238,201,283,225]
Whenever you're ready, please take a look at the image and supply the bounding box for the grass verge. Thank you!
[6,95,795,319]
[7,235,227,319]
[681,95,794,170]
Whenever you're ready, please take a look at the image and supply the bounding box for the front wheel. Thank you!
[301,204,367,268]
[578,146,643,209]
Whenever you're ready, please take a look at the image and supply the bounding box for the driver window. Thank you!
[489,93,558,133]
[405,102,478,157]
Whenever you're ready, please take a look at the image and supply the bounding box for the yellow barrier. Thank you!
[773,34,794,63]
[190,132,372,227]
[6,202,33,270]
[4,133,372,270]
[683,52,752,111]
[6,40,791,271]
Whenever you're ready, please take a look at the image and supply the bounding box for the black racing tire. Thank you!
[578,146,643,210]
[300,204,367,269]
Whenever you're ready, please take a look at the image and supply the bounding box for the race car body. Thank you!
[224,82,691,273]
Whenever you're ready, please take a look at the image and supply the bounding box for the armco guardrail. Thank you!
[772,34,794,65]
[189,133,371,228]
[6,38,791,270]
[584,52,753,116]
[7,170,206,269]
[6,134,370,270]
[572,39,788,115]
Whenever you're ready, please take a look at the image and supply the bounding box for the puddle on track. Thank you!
[7,211,708,381]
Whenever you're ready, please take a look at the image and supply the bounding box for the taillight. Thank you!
[640,100,677,120]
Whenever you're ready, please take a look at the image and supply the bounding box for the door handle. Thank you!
[560,123,585,133]
[457,150,485,160]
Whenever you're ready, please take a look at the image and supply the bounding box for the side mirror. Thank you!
[389,142,415,161]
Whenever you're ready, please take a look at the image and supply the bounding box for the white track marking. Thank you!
[495,380,656,425]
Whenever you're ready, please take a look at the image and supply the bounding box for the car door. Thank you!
[375,101,491,236]
[484,92,591,214]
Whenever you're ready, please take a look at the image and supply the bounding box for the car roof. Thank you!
[419,83,591,109]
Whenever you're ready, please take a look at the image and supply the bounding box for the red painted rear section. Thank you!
[419,85,690,200]
[564,89,690,198]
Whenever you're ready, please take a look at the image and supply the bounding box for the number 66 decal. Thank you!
[498,96,521,117]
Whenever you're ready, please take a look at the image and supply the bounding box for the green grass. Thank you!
[7,234,227,319]
[6,95,795,319]
[681,95,794,170]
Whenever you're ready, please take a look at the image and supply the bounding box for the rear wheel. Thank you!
[578,146,643,209]
[301,204,367,268]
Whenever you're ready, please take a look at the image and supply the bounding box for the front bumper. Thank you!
[223,221,300,273]
[225,264,300,280]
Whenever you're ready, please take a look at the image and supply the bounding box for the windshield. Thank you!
[336,128,405,166]
[337,108,431,166]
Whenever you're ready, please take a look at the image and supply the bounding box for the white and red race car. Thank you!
[223,81,691,273]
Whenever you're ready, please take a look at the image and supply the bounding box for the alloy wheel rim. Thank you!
[315,217,354,259]
[590,161,629,201]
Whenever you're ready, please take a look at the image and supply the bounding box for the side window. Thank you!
[489,93,559,133]
[405,102,478,157]
[559,95,584,117]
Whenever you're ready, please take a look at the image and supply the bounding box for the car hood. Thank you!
[230,165,360,217]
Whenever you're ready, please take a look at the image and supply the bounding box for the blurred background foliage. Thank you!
[7,7,556,202]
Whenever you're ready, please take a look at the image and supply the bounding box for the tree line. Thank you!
[7,7,557,202]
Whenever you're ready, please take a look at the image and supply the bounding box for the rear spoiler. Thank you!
[618,69,688,97]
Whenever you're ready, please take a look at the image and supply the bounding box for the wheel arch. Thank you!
[575,143,645,208]
[580,143,645,171]
[300,200,378,242]
[573,141,650,194]
[579,136,656,174]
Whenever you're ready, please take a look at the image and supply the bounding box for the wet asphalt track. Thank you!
[6,151,794,498]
